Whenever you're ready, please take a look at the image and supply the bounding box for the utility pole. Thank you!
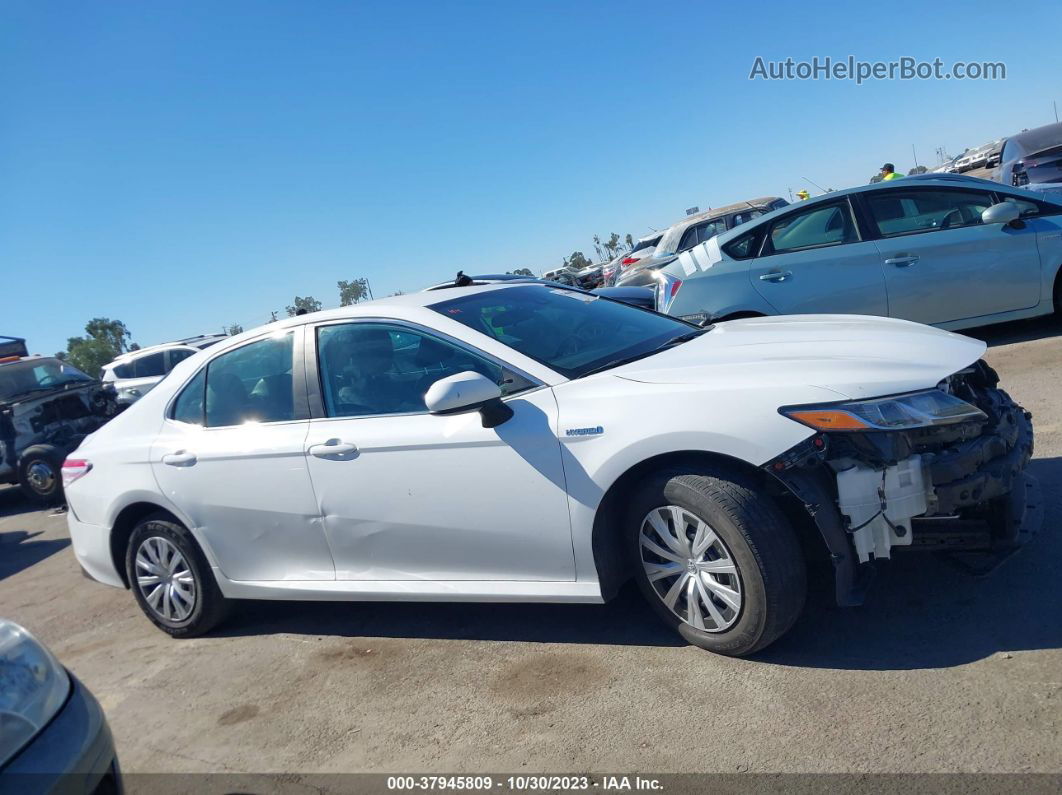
[911,144,919,169]
[1054,100,1059,123]
[787,187,793,202]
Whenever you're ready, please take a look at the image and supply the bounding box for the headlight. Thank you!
[780,389,987,432]
[0,620,70,766]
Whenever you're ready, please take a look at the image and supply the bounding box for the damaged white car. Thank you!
[63,284,1035,656]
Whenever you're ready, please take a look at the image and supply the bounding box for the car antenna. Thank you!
[801,176,832,193]
[454,270,474,287]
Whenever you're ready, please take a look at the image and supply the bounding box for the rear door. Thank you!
[749,198,888,316]
[862,187,1041,324]
[150,329,335,582]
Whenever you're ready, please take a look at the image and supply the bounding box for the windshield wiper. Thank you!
[576,331,705,378]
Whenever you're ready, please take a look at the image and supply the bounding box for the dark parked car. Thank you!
[0,620,122,794]
[995,122,1062,201]
[0,340,118,504]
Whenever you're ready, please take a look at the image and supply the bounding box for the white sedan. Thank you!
[64,284,1034,656]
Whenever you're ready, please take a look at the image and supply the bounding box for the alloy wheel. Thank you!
[639,505,743,632]
[135,536,197,622]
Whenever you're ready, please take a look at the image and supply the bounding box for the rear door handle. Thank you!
[759,270,792,282]
[162,451,197,467]
[885,255,919,267]
[308,440,359,458]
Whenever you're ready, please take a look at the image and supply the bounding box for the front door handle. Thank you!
[884,255,919,267]
[759,270,793,282]
[308,440,359,458]
[162,451,197,467]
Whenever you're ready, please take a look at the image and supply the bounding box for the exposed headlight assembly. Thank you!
[780,389,987,432]
[0,620,71,766]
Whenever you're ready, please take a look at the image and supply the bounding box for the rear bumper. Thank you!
[1,673,122,795]
[67,513,123,589]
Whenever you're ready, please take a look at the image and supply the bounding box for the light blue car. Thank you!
[657,174,1062,330]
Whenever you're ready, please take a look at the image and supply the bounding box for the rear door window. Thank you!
[133,352,166,378]
[767,201,858,253]
[167,348,196,371]
[204,334,295,427]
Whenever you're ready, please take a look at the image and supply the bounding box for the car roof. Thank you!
[106,341,199,366]
[700,174,1023,248]
[1005,122,1062,153]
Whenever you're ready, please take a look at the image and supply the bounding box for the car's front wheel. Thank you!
[125,513,230,638]
[628,467,806,656]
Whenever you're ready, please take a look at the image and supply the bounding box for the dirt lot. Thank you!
[2,317,1060,775]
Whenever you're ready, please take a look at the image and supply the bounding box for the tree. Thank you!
[226,323,244,336]
[286,296,322,316]
[64,317,133,377]
[85,318,132,354]
[593,233,633,263]
[65,336,120,378]
[338,278,371,306]
[563,251,593,270]
[507,268,534,277]
[908,165,928,175]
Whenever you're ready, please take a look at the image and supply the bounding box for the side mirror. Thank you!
[981,202,1021,226]
[425,371,513,428]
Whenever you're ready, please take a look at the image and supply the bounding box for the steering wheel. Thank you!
[37,375,62,387]
[939,208,964,229]
[554,321,604,358]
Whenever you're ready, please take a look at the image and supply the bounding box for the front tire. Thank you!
[627,467,806,656]
[125,513,230,638]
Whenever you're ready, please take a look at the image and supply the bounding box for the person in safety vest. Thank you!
[880,162,904,181]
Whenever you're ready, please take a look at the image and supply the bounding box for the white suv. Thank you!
[65,285,1034,656]
[102,336,226,405]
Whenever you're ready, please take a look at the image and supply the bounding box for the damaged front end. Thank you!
[764,360,1036,606]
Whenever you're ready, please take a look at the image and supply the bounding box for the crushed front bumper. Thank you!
[764,361,1039,606]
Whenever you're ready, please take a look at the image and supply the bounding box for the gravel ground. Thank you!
[1,316,1059,775]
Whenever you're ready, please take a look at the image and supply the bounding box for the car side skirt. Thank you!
[213,571,606,603]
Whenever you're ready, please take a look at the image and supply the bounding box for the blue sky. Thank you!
[3,0,1060,356]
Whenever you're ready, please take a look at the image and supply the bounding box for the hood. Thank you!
[610,314,986,400]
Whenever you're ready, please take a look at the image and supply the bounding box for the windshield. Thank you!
[0,358,94,401]
[430,285,698,379]
[631,235,662,254]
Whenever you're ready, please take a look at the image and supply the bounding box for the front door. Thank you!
[150,330,335,582]
[749,199,889,317]
[303,320,575,581]
[863,187,1041,324]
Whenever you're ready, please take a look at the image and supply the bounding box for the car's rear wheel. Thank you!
[126,513,230,638]
[18,447,63,505]
[627,467,806,656]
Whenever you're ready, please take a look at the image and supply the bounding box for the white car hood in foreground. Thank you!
[612,314,987,400]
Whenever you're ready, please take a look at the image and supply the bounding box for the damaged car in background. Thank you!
[62,286,1036,656]
[0,337,119,504]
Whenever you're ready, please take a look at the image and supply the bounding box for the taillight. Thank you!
[621,257,639,265]
[657,274,683,313]
[61,459,92,488]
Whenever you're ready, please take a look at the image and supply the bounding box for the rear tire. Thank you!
[18,447,63,505]
[125,513,230,638]
[627,467,806,656]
